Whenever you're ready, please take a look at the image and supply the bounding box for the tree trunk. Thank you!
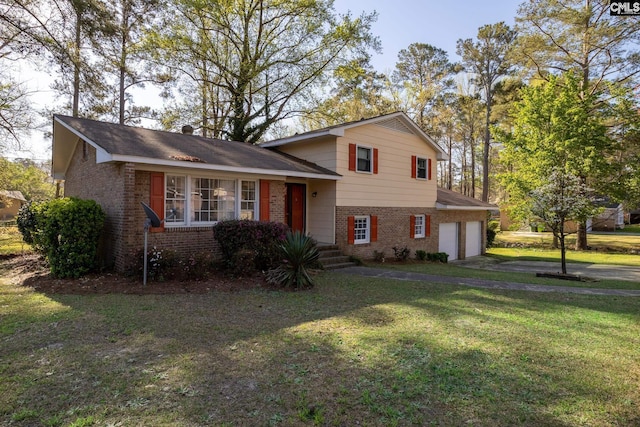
[481,94,491,202]
[447,134,452,190]
[560,234,567,275]
[72,10,81,118]
[471,136,476,198]
[575,221,588,250]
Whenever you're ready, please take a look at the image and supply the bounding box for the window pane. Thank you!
[241,181,256,220]
[415,215,425,237]
[215,179,236,221]
[354,216,369,243]
[417,158,427,179]
[166,175,186,222]
[357,147,371,172]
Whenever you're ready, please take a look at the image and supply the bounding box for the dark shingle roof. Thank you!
[54,115,340,178]
[437,188,497,210]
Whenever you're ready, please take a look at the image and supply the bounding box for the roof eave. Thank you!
[436,202,497,211]
[107,154,342,180]
[260,128,345,148]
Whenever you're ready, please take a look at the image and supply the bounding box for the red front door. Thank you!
[286,184,305,233]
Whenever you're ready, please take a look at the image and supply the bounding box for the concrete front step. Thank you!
[316,245,356,270]
[323,261,357,270]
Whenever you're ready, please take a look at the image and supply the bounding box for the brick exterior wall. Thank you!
[336,206,487,261]
[63,137,293,273]
[64,141,126,270]
[268,180,286,224]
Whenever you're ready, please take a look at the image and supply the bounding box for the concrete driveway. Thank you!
[454,257,640,282]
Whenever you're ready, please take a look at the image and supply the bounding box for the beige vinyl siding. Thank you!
[336,124,438,207]
[306,180,336,244]
[273,137,337,171]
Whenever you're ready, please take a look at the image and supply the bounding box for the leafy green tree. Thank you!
[0,157,55,201]
[302,58,394,128]
[457,22,516,202]
[515,0,640,248]
[91,0,160,124]
[530,169,598,274]
[392,43,457,133]
[0,0,110,117]
[150,0,379,143]
[516,0,640,94]
[453,92,483,197]
[497,72,616,239]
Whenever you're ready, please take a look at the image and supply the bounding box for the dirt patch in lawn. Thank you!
[0,254,270,295]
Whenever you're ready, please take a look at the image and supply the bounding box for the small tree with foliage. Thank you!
[530,169,598,275]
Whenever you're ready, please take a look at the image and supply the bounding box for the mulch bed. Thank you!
[1,254,271,295]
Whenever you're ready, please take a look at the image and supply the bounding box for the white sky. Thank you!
[14,0,522,160]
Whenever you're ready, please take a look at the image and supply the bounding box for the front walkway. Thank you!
[337,266,640,297]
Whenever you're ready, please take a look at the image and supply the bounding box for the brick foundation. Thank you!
[336,206,487,261]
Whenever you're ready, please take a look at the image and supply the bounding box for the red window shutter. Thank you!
[409,214,416,239]
[373,148,379,174]
[426,215,431,237]
[370,215,378,242]
[348,144,356,171]
[259,180,270,221]
[347,216,355,244]
[428,158,432,180]
[411,155,417,179]
[149,172,165,232]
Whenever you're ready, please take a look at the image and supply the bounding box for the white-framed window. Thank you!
[414,214,426,238]
[354,215,370,244]
[416,157,428,179]
[165,174,256,226]
[357,145,372,173]
[191,177,236,223]
[240,180,256,220]
[166,175,186,224]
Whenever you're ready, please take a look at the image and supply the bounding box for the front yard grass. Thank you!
[1,267,639,426]
[0,226,31,256]
[495,231,640,256]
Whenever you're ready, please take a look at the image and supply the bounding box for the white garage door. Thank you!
[439,222,458,261]
[465,221,482,258]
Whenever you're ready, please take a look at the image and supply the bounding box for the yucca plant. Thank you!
[266,230,320,289]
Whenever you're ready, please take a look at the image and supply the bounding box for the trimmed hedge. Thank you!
[212,220,289,272]
[16,197,105,278]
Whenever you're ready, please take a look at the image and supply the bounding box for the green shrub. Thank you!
[373,250,385,263]
[213,220,288,271]
[180,251,216,281]
[17,198,106,276]
[392,246,410,261]
[415,249,427,261]
[487,220,499,248]
[16,201,42,247]
[426,252,448,263]
[132,248,212,281]
[266,231,319,289]
[35,198,105,278]
[230,248,257,277]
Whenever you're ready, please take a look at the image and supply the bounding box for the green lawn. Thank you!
[0,226,31,256]
[1,268,639,426]
[494,231,640,255]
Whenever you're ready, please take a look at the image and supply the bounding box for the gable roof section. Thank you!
[436,188,497,211]
[260,112,449,160]
[0,190,27,202]
[52,115,341,181]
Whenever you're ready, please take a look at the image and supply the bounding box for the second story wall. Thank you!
[335,122,439,208]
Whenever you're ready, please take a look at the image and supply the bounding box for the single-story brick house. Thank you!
[52,112,496,272]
